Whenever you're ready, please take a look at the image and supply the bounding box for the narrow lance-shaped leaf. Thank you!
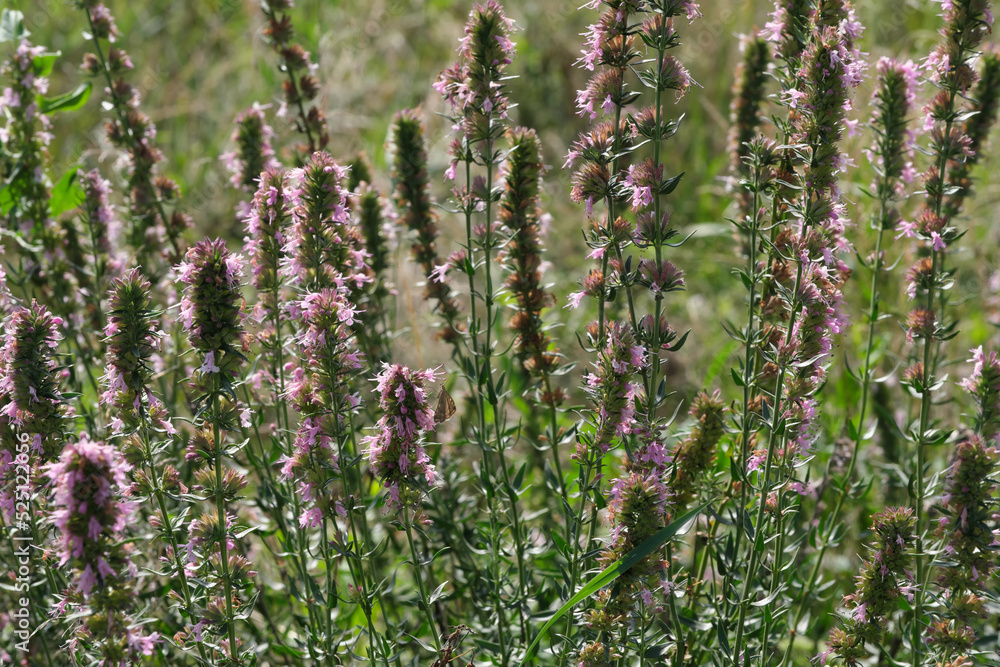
[518,501,712,665]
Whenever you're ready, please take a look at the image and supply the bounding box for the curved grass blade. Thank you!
[518,501,712,665]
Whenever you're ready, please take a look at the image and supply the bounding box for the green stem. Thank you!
[725,169,765,613]
[731,217,811,665]
[144,424,210,662]
[211,376,239,660]
[780,196,892,667]
[403,506,442,651]
[261,5,317,154]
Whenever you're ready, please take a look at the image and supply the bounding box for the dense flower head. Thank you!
[570,161,613,216]
[823,507,915,664]
[763,0,813,63]
[791,24,865,198]
[943,45,1000,219]
[176,238,247,379]
[727,32,770,208]
[578,12,635,73]
[581,322,646,457]
[364,364,439,509]
[282,152,370,294]
[937,435,999,594]
[45,434,160,662]
[390,109,463,342]
[78,169,122,268]
[457,0,516,110]
[564,118,634,170]
[904,308,937,344]
[0,39,53,237]
[577,640,622,667]
[597,467,671,620]
[923,0,993,94]
[435,0,516,175]
[293,289,364,404]
[46,435,131,595]
[959,347,1000,440]
[243,168,290,319]
[498,127,559,381]
[670,391,726,507]
[223,103,279,192]
[102,269,174,436]
[868,58,919,202]
[576,67,626,120]
[769,260,848,451]
[753,4,863,469]
[285,289,364,420]
[281,288,364,525]
[87,4,119,41]
[926,621,977,656]
[0,301,66,458]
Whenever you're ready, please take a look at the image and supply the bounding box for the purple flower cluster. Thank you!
[364,364,439,509]
[281,152,370,295]
[959,347,1000,441]
[593,468,672,621]
[46,434,161,662]
[588,392,724,630]
[903,0,993,257]
[243,168,290,322]
[434,0,516,162]
[577,322,646,459]
[901,0,996,395]
[0,302,66,523]
[761,3,864,453]
[763,0,812,62]
[0,39,53,235]
[280,288,363,526]
[102,269,174,436]
[0,302,66,460]
[176,239,248,380]
[222,103,280,194]
[47,435,131,596]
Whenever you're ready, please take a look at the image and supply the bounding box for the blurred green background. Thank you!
[21,0,1000,403]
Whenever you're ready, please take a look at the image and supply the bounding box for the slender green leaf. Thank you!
[32,52,59,78]
[39,82,92,114]
[518,501,711,665]
[49,167,83,217]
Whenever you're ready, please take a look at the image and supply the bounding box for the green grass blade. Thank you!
[518,501,712,665]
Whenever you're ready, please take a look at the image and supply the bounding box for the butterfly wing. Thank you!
[434,387,457,424]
